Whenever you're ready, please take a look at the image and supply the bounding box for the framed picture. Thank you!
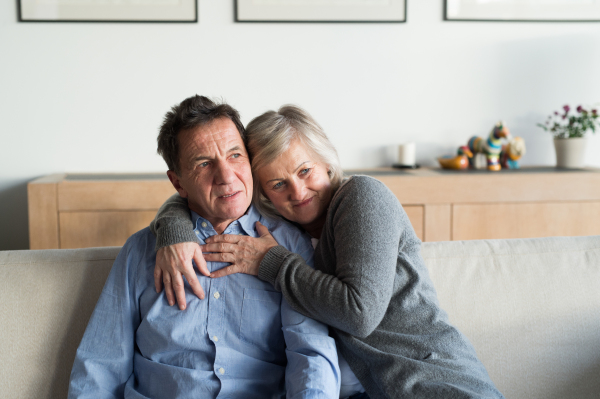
[18,0,197,23]
[445,0,600,22]
[236,0,407,22]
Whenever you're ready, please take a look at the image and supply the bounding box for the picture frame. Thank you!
[235,0,407,23]
[18,0,198,23]
[445,0,600,22]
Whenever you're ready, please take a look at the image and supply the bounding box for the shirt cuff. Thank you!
[258,245,289,288]
[153,225,200,250]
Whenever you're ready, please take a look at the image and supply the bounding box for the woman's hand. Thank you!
[203,222,279,278]
[154,242,210,310]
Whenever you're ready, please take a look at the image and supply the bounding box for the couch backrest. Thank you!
[422,235,600,399]
[0,247,120,399]
[1,236,599,399]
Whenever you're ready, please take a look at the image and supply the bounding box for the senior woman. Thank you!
[151,106,503,399]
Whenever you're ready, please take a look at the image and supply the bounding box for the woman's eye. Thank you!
[273,181,284,190]
[299,168,311,175]
[231,153,240,159]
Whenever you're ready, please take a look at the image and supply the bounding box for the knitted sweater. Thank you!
[151,176,503,399]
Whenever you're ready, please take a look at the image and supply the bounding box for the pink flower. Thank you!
[563,105,570,113]
[576,105,583,113]
[593,109,598,116]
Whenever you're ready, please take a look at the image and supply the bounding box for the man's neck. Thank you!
[190,205,251,235]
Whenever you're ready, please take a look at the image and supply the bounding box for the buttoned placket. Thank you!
[196,220,245,385]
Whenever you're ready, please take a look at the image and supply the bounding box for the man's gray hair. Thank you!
[246,105,344,219]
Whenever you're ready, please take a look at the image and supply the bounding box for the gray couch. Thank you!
[1,235,599,399]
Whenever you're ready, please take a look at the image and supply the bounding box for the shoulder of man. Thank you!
[259,214,313,257]
[116,227,157,272]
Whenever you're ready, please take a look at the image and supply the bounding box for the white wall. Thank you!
[1,1,599,250]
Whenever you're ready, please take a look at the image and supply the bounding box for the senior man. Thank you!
[68,95,340,399]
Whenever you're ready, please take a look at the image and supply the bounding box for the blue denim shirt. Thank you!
[68,205,340,399]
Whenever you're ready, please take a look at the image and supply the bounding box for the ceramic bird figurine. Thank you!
[437,146,473,170]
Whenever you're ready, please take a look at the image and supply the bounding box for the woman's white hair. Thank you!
[245,105,344,219]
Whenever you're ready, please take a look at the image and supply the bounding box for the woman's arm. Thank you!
[150,193,209,310]
[260,177,410,338]
[150,193,198,249]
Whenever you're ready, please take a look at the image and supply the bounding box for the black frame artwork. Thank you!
[235,0,407,23]
[18,0,198,23]
[444,0,600,22]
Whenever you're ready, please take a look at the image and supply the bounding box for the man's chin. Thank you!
[217,202,251,221]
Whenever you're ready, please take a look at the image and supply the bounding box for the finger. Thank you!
[163,273,176,307]
[203,252,236,263]
[193,248,211,277]
[184,270,205,300]
[204,234,240,244]
[172,272,187,311]
[201,242,237,254]
[210,264,242,278]
[154,266,163,293]
[255,221,272,238]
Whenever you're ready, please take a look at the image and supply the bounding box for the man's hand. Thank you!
[154,242,210,310]
[203,222,278,278]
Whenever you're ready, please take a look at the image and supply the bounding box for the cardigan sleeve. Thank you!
[259,176,412,338]
[149,193,199,250]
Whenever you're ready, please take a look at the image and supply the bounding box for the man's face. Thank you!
[167,118,253,234]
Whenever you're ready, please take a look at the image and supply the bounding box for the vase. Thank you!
[554,137,587,169]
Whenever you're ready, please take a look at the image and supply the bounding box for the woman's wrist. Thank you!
[154,225,200,250]
[257,245,289,287]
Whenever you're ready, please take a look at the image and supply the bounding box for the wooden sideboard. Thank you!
[28,168,600,249]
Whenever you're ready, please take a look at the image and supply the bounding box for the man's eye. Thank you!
[199,162,209,168]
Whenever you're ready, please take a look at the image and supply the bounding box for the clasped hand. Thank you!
[154,221,278,310]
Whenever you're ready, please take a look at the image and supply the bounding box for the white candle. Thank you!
[398,142,416,166]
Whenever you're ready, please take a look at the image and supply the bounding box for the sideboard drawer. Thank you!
[59,210,158,249]
[452,201,600,240]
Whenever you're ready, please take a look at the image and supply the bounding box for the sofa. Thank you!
[1,235,599,399]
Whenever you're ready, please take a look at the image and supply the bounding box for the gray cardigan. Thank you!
[151,176,503,399]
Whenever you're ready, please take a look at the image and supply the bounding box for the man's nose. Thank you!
[214,162,235,184]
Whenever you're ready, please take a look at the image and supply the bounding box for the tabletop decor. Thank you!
[438,122,526,171]
[19,0,197,22]
[236,0,406,22]
[538,105,599,168]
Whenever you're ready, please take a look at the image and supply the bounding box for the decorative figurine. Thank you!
[500,136,526,169]
[467,122,511,171]
[437,146,473,170]
[437,122,526,171]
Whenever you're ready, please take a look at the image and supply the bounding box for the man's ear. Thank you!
[167,170,189,199]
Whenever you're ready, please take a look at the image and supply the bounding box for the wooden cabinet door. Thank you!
[59,211,158,249]
[453,201,600,240]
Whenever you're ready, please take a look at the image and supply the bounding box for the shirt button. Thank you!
[213,336,219,342]
[213,292,220,299]
[219,367,225,375]
[201,222,208,228]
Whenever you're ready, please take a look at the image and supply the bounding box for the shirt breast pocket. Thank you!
[239,288,285,353]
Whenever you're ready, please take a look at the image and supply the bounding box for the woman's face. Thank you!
[256,140,333,237]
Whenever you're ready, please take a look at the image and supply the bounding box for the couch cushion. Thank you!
[422,235,600,399]
[0,247,120,399]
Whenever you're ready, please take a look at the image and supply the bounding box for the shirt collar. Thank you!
[190,204,261,238]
